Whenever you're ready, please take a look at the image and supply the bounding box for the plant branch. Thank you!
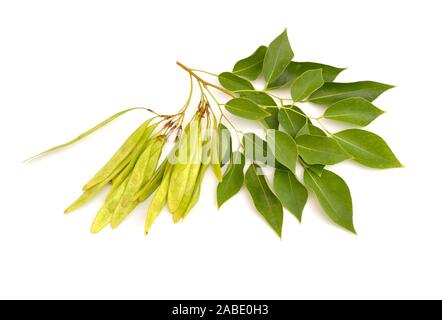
[176,61,235,98]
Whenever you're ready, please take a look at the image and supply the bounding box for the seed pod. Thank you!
[183,161,210,218]
[111,124,157,189]
[90,179,129,233]
[167,118,201,212]
[64,180,108,214]
[111,135,166,228]
[143,136,167,185]
[25,107,151,162]
[134,141,179,202]
[183,145,212,220]
[83,120,157,190]
[135,162,166,202]
[63,156,131,214]
[144,163,173,235]
[172,126,204,222]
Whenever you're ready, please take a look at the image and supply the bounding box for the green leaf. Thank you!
[218,72,254,92]
[233,46,267,80]
[218,123,232,167]
[304,169,355,233]
[261,108,279,130]
[240,91,276,106]
[296,135,351,165]
[274,169,308,222]
[333,129,402,169]
[305,163,324,176]
[225,98,270,120]
[300,158,324,176]
[291,69,324,102]
[278,106,307,138]
[267,61,346,90]
[323,97,384,126]
[263,29,294,86]
[296,122,327,138]
[266,130,298,175]
[308,81,394,105]
[240,91,279,129]
[217,151,245,208]
[243,133,269,165]
[308,124,327,137]
[245,164,283,237]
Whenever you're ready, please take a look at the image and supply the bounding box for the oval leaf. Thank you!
[263,29,294,86]
[291,69,324,102]
[240,91,276,106]
[299,158,325,176]
[323,97,384,126]
[274,169,307,222]
[233,46,267,80]
[296,123,327,138]
[304,169,355,233]
[267,61,346,90]
[308,81,394,105]
[225,98,270,120]
[261,108,279,130]
[333,129,402,169]
[245,164,283,237]
[217,152,245,208]
[243,132,269,165]
[218,72,254,92]
[296,135,351,165]
[278,106,307,137]
[266,130,298,175]
[240,91,279,129]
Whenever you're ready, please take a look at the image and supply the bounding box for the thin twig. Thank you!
[176,61,235,98]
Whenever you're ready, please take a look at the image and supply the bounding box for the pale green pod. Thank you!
[172,125,203,222]
[182,135,212,218]
[135,160,166,202]
[90,179,129,233]
[111,125,155,189]
[25,107,152,162]
[134,141,179,202]
[144,163,173,235]
[183,162,210,218]
[64,156,130,214]
[111,162,133,193]
[111,136,166,228]
[83,120,157,190]
[142,136,167,186]
[168,119,201,212]
[120,135,165,204]
[64,180,108,214]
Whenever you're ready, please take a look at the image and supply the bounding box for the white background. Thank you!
[1,0,441,300]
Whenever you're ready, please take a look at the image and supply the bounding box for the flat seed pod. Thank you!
[111,124,157,189]
[111,136,166,228]
[83,120,158,190]
[172,123,203,222]
[91,179,129,233]
[135,160,166,202]
[25,107,152,162]
[64,180,108,214]
[168,119,201,212]
[64,157,131,214]
[144,163,174,235]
